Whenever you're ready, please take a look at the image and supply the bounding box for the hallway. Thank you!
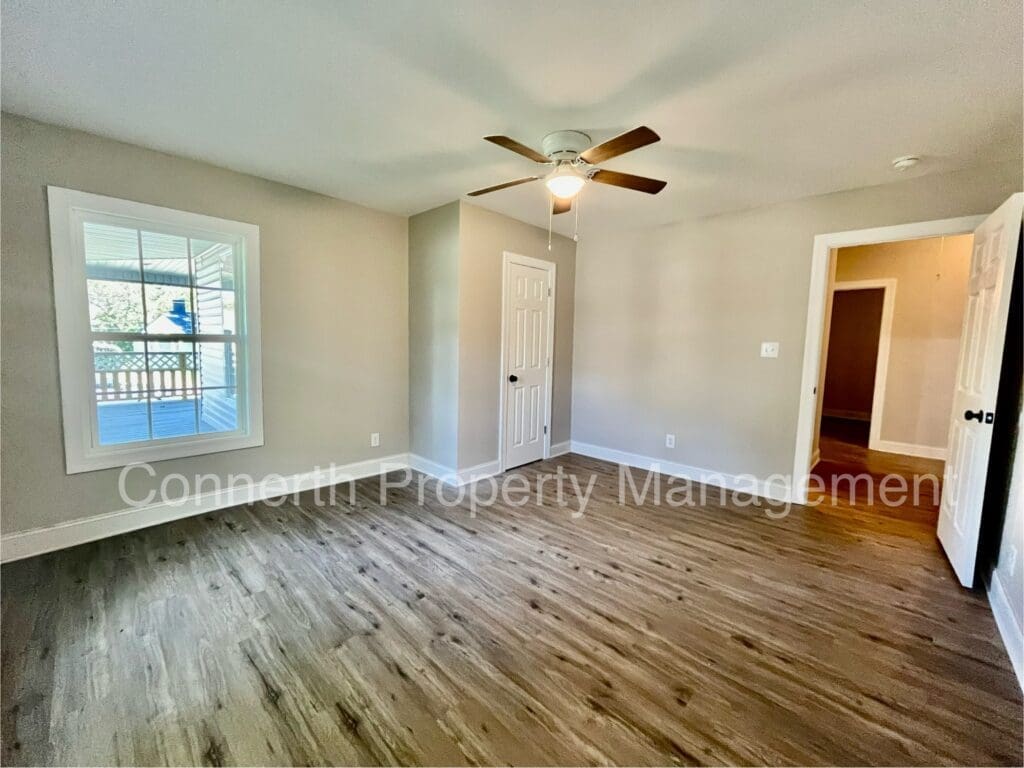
[811,416,945,524]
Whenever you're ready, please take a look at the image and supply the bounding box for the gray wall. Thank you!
[1,114,409,535]
[406,201,576,472]
[572,161,1021,480]
[408,202,460,470]
[458,202,576,469]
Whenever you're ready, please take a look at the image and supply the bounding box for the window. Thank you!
[48,187,263,473]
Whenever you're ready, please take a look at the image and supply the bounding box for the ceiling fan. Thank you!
[468,126,667,215]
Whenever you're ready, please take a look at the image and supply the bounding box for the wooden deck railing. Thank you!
[94,351,195,401]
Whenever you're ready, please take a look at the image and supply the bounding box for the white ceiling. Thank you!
[2,0,1021,235]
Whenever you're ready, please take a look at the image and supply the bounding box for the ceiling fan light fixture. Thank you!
[545,165,586,199]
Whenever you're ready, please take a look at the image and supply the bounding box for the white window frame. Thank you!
[48,186,264,473]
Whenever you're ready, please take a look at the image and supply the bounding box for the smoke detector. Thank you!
[891,155,921,172]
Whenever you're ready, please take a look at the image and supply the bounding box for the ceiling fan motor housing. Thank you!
[541,130,592,161]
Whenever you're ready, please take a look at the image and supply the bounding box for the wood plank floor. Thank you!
[2,453,1020,766]
[810,416,946,526]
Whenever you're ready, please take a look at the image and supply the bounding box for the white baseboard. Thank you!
[407,453,457,482]
[0,453,410,564]
[455,459,502,485]
[408,454,502,487]
[550,440,571,457]
[411,443,570,487]
[870,438,948,461]
[988,569,1024,692]
[569,440,791,503]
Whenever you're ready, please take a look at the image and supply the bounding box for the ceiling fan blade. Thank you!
[590,169,667,194]
[552,197,572,215]
[580,126,660,165]
[484,135,550,164]
[467,176,540,196]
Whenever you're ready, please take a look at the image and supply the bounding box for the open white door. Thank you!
[502,255,554,471]
[938,193,1023,587]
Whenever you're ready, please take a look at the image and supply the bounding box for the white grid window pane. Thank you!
[50,186,262,472]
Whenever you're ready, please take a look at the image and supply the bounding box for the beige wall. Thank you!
[572,161,1021,480]
[458,202,575,469]
[406,201,576,472]
[408,202,460,469]
[1,114,409,535]
[833,235,973,449]
[822,288,885,420]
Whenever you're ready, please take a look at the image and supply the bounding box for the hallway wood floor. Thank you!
[2,454,1020,766]
[811,416,946,525]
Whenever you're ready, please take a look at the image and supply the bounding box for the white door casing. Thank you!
[500,253,554,471]
[938,193,1023,587]
[793,215,987,505]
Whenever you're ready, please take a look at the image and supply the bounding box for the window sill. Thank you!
[65,430,264,474]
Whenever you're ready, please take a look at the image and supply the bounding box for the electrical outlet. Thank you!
[370,432,380,448]
[760,341,779,358]
[665,434,675,448]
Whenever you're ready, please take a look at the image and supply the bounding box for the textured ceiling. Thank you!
[2,0,1021,235]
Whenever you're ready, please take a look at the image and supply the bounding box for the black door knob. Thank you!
[964,409,985,422]
[508,374,518,383]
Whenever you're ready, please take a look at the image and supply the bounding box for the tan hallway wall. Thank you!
[833,234,973,451]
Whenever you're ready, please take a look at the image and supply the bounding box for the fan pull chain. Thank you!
[547,194,553,251]
[573,190,581,242]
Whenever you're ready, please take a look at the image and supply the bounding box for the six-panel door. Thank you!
[504,261,550,470]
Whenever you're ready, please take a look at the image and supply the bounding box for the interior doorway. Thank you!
[793,215,985,507]
[795,197,1023,591]
[819,280,894,454]
[810,252,959,518]
[811,235,973,483]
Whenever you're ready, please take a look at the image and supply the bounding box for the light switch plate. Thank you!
[760,342,780,358]
[370,432,380,447]
[665,434,676,448]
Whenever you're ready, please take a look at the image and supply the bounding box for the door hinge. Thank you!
[547,287,552,297]
[544,425,548,434]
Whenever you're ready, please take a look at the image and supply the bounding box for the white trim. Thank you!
[988,569,1024,691]
[455,459,502,486]
[47,186,265,473]
[0,453,409,563]
[408,455,502,487]
[550,440,571,457]
[872,440,949,461]
[407,453,458,483]
[792,215,985,504]
[498,251,556,472]
[831,278,897,454]
[570,440,791,503]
